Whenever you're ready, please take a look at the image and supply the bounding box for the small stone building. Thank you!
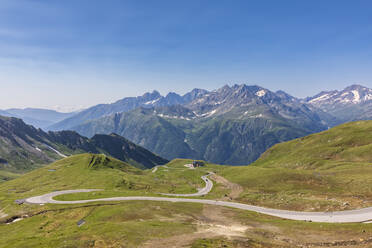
[192,161,204,168]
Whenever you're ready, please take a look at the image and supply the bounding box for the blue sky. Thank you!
[0,0,371,111]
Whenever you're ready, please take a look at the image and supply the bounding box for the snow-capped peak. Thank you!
[306,85,372,106]
[351,90,360,103]
[255,90,266,97]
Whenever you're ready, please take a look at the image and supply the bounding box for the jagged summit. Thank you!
[40,83,372,166]
[72,84,326,165]
[49,88,209,131]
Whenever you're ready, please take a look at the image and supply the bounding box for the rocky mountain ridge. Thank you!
[304,84,372,125]
[72,84,328,165]
[0,116,167,175]
[49,88,209,131]
[4,83,371,166]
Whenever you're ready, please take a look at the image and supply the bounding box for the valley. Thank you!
[1,2,372,247]
[0,121,371,247]
[1,86,372,247]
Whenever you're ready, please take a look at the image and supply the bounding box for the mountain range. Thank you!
[49,89,208,131]
[0,116,167,176]
[305,84,372,125]
[62,84,371,165]
[64,84,325,165]
[3,84,371,166]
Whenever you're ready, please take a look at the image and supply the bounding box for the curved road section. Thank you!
[161,173,213,197]
[25,175,372,223]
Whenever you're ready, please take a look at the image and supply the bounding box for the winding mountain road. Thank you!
[161,173,213,197]
[24,174,372,224]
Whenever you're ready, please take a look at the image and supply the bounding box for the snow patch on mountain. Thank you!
[351,90,360,103]
[364,94,372,101]
[255,90,266,97]
[244,112,263,118]
[308,93,333,103]
[144,98,161,105]
[157,114,192,120]
[34,146,42,152]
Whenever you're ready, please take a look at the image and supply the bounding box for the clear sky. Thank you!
[0,0,371,111]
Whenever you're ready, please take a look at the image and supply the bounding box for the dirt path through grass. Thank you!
[210,173,243,200]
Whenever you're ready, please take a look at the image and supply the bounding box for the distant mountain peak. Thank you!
[142,90,162,100]
[344,84,367,91]
[307,84,372,106]
[189,88,208,94]
[166,92,179,97]
[217,84,231,92]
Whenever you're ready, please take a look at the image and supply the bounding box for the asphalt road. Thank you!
[161,173,213,197]
[25,175,372,223]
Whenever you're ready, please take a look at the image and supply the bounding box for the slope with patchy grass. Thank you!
[254,120,372,169]
[220,121,372,211]
[0,154,371,247]
[1,122,372,247]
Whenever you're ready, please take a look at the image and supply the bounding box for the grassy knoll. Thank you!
[0,154,230,219]
[0,154,221,247]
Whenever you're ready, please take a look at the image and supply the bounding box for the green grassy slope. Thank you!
[220,121,372,211]
[0,154,227,247]
[0,154,371,247]
[253,120,372,169]
[0,155,215,216]
[0,171,19,183]
[1,122,372,247]
[90,133,168,169]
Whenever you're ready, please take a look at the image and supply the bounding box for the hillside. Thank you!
[89,133,168,169]
[73,85,326,165]
[0,154,211,217]
[0,116,65,173]
[253,120,372,169]
[73,108,199,160]
[0,154,143,196]
[220,120,372,211]
[0,152,371,247]
[0,116,167,177]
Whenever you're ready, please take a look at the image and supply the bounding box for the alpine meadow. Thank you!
[0,1,372,248]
